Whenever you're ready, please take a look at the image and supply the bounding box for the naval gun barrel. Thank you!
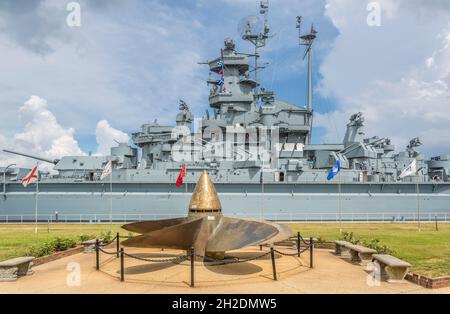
[2,149,59,165]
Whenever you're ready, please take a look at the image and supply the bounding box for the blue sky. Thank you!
[0,0,449,168]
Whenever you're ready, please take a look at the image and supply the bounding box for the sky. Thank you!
[0,0,449,170]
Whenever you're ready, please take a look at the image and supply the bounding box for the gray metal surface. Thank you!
[1,1,450,221]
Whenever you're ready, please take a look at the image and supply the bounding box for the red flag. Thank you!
[21,166,38,187]
[176,164,186,187]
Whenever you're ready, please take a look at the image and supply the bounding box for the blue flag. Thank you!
[327,160,341,181]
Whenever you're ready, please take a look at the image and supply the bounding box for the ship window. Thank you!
[279,172,285,182]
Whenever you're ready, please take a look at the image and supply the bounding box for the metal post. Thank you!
[260,160,264,221]
[109,168,113,231]
[338,171,342,233]
[270,246,277,281]
[297,232,301,257]
[116,233,120,258]
[95,239,100,270]
[120,248,124,282]
[190,247,195,287]
[3,163,15,197]
[309,237,314,268]
[416,176,421,231]
[435,215,438,232]
[34,162,39,234]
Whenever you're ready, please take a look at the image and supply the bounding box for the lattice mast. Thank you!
[239,0,271,95]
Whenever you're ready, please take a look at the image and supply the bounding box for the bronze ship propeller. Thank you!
[122,170,292,259]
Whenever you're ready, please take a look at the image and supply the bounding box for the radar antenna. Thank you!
[237,0,271,93]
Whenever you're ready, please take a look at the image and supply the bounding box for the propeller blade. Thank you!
[122,217,205,250]
[121,217,189,234]
[206,217,279,252]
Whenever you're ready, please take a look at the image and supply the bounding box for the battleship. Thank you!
[1,1,450,223]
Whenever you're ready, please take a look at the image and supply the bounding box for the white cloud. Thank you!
[0,0,208,141]
[95,120,129,156]
[0,96,130,170]
[317,0,450,156]
[0,95,85,171]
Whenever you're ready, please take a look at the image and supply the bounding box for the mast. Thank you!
[306,39,313,112]
[240,0,271,98]
[297,17,317,143]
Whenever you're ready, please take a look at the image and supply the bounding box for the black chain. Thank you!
[97,236,118,247]
[289,235,310,245]
[97,246,117,255]
[195,251,271,266]
[123,252,189,264]
[273,247,308,256]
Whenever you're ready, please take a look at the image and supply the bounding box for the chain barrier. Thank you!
[123,251,189,264]
[195,251,272,266]
[274,247,308,256]
[289,235,309,246]
[95,232,314,285]
[97,246,117,255]
[97,236,118,247]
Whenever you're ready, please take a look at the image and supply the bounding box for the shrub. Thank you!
[79,234,95,242]
[26,237,77,258]
[361,238,394,255]
[27,242,55,258]
[316,236,326,244]
[340,231,359,244]
[339,231,393,254]
[51,237,76,251]
[100,230,113,243]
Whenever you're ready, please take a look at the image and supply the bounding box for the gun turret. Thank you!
[2,149,59,165]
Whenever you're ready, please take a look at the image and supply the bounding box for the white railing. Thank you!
[0,212,448,223]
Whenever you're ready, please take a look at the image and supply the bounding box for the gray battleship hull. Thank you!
[2,182,450,222]
[2,3,450,224]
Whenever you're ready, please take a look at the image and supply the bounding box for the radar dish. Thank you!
[238,15,262,39]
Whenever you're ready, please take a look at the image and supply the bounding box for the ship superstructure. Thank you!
[1,1,449,222]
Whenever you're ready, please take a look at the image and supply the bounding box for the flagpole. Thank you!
[109,165,113,231]
[35,162,39,235]
[338,170,342,233]
[260,159,264,221]
[416,174,421,232]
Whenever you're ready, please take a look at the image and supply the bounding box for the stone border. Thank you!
[33,246,83,266]
[314,242,335,250]
[406,272,450,289]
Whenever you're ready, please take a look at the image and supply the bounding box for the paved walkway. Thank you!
[0,246,449,294]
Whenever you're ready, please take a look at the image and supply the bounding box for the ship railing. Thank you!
[0,212,448,224]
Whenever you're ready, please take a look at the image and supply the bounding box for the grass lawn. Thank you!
[288,223,450,277]
[0,224,128,261]
[0,223,448,277]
